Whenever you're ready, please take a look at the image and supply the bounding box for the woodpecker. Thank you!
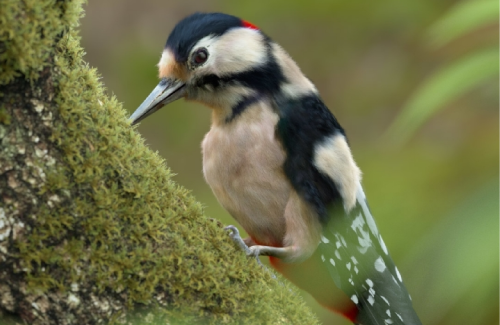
[129,12,421,325]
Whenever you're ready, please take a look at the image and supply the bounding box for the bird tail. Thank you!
[318,185,422,325]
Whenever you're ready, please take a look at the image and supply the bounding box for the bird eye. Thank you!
[192,48,209,66]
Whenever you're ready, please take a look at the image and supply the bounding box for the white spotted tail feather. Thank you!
[319,185,422,325]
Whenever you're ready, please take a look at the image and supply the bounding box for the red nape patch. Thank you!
[242,20,259,30]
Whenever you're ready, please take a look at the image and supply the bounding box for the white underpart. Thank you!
[189,28,267,76]
[374,256,386,272]
[313,134,362,211]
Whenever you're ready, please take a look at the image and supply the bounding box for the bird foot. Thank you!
[224,225,264,267]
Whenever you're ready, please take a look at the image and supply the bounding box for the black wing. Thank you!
[275,94,421,325]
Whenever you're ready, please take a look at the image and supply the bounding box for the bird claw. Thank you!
[224,225,263,266]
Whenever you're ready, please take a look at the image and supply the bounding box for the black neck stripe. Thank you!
[226,94,263,123]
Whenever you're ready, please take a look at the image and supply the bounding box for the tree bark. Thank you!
[0,1,318,324]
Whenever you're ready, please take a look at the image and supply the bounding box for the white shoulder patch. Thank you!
[313,133,362,212]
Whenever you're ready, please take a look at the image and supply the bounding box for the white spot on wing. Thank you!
[351,295,358,304]
[386,309,391,317]
[321,254,325,262]
[340,235,347,247]
[375,257,386,272]
[367,295,375,305]
[351,213,365,231]
[351,256,358,264]
[346,262,351,270]
[380,295,390,306]
[321,235,329,243]
[358,245,369,254]
[385,319,393,324]
[336,240,342,248]
[351,213,371,252]
[379,235,389,255]
[356,186,379,236]
[329,258,335,266]
[395,266,403,282]
[396,313,403,321]
[366,279,374,287]
[354,266,359,274]
[335,250,342,260]
[369,288,375,296]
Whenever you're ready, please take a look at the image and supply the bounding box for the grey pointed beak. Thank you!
[129,78,186,125]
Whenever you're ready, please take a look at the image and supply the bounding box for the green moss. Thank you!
[0,0,83,84]
[1,0,319,324]
[0,106,10,124]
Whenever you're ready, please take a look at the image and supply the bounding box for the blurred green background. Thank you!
[80,1,498,324]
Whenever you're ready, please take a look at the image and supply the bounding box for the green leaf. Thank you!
[385,48,498,144]
[427,0,499,48]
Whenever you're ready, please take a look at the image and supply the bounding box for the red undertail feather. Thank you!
[268,253,358,323]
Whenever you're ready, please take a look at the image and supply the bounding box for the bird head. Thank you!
[130,12,316,125]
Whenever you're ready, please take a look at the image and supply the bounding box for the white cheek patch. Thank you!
[213,28,267,75]
[313,133,362,212]
[189,29,267,77]
[188,34,219,71]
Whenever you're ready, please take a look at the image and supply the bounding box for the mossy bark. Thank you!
[0,1,319,325]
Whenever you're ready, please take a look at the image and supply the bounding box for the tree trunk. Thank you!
[0,1,318,324]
